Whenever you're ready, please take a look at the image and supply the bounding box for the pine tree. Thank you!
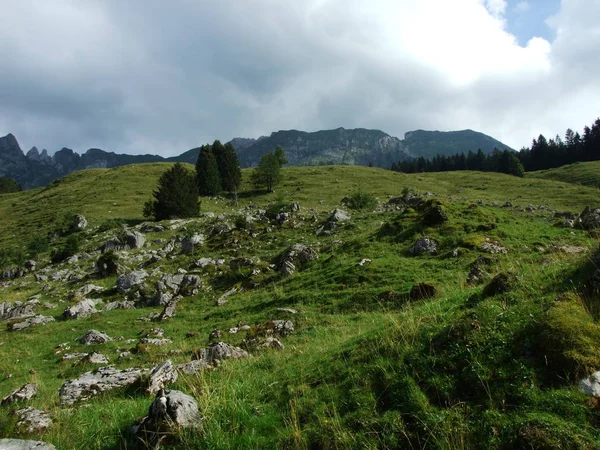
[143,163,200,221]
[195,144,222,195]
[214,141,242,192]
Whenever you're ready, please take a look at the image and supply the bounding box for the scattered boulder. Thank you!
[13,407,53,433]
[72,284,104,299]
[276,244,318,277]
[177,360,210,375]
[146,360,178,395]
[215,287,238,306]
[466,266,485,285]
[262,337,285,350]
[62,299,99,320]
[158,298,178,321]
[103,300,135,311]
[133,389,201,447]
[1,383,37,405]
[78,330,112,345]
[58,366,148,405]
[329,209,350,224]
[117,270,148,293]
[125,230,146,249]
[410,238,439,256]
[409,283,437,300]
[579,371,600,397]
[79,352,109,365]
[2,304,36,321]
[139,338,172,346]
[277,308,298,315]
[9,315,55,331]
[209,329,222,340]
[230,257,255,271]
[271,320,294,337]
[194,342,249,366]
[0,439,55,450]
[182,234,204,254]
[580,207,600,230]
[480,240,508,254]
[70,214,88,232]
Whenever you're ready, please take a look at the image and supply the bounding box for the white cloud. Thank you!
[0,0,598,156]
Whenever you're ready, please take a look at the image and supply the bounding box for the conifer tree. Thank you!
[143,163,199,221]
[195,144,222,195]
[214,141,242,192]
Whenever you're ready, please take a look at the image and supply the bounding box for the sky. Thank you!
[0,0,598,157]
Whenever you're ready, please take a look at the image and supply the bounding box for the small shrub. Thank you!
[97,250,120,276]
[27,235,50,259]
[50,235,80,264]
[344,189,377,210]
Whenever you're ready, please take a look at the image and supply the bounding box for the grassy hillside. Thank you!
[528,161,600,189]
[1,164,600,449]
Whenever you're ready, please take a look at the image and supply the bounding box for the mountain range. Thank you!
[0,128,514,189]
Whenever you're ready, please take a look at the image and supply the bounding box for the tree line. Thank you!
[391,118,600,176]
[143,141,286,221]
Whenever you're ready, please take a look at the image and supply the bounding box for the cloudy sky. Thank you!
[0,0,598,156]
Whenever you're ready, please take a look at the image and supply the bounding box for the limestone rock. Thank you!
[103,300,135,311]
[158,299,178,321]
[58,366,147,405]
[146,360,178,395]
[78,329,112,345]
[13,407,53,433]
[72,284,104,299]
[0,439,55,450]
[579,371,600,397]
[182,234,204,254]
[133,389,201,446]
[329,209,350,223]
[176,360,210,375]
[194,342,249,365]
[79,352,109,364]
[277,244,318,277]
[117,270,148,293]
[62,299,98,320]
[410,238,439,256]
[9,315,55,331]
[1,383,37,405]
[2,303,35,321]
[125,230,146,249]
[580,207,600,230]
[70,214,88,232]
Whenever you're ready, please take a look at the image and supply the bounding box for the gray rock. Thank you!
[62,298,98,320]
[1,303,36,321]
[329,209,350,223]
[480,241,508,254]
[140,338,172,346]
[125,230,146,249]
[133,389,201,446]
[277,243,318,277]
[277,308,298,314]
[158,299,178,321]
[215,287,238,306]
[13,407,53,433]
[58,366,148,405]
[0,439,55,450]
[146,360,178,395]
[116,270,148,293]
[230,257,255,271]
[579,371,600,397]
[140,223,164,233]
[70,214,88,232]
[1,383,37,405]
[195,342,249,365]
[9,315,55,331]
[580,207,600,230]
[176,360,210,375]
[78,330,112,345]
[410,238,439,256]
[262,337,284,349]
[79,352,109,364]
[290,202,301,212]
[72,284,104,299]
[271,320,294,337]
[103,300,135,311]
[159,273,185,292]
[182,234,204,254]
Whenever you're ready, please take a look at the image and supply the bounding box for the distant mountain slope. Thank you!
[527,161,600,188]
[0,127,514,189]
[233,127,410,168]
[402,129,514,159]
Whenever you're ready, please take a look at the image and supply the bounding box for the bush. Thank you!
[144,163,200,221]
[0,247,27,269]
[51,235,80,264]
[0,177,22,194]
[27,235,50,258]
[344,189,378,210]
[97,250,120,276]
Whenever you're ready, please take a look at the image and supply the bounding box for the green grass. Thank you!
[528,160,600,189]
[1,164,600,449]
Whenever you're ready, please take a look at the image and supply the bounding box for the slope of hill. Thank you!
[528,161,600,188]
[1,165,600,449]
